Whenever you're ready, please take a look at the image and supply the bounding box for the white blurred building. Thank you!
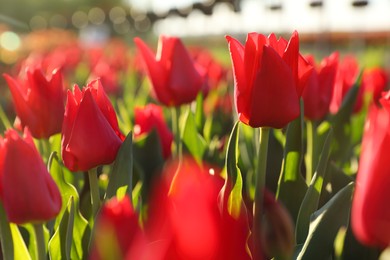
[127,0,390,37]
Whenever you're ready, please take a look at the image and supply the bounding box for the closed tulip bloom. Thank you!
[90,196,141,260]
[134,36,205,106]
[302,52,339,120]
[61,79,124,172]
[134,104,173,159]
[125,158,251,259]
[329,55,362,114]
[361,67,388,105]
[351,92,390,247]
[3,68,65,139]
[226,31,309,128]
[0,128,61,224]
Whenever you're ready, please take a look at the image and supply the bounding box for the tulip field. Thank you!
[0,28,389,260]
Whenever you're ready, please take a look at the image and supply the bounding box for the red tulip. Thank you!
[351,92,390,247]
[302,52,339,120]
[89,61,121,95]
[121,158,251,259]
[191,47,228,89]
[329,55,362,114]
[61,79,124,172]
[361,67,388,105]
[134,104,173,159]
[70,157,254,259]
[3,68,65,139]
[134,36,206,106]
[0,128,61,224]
[226,31,311,128]
[89,196,141,260]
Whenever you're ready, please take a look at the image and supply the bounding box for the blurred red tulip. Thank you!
[361,67,388,105]
[134,36,206,106]
[329,55,362,114]
[61,79,124,172]
[89,195,141,260]
[89,62,121,95]
[0,128,62,224]
[134,104,173,159]
[351,92,390,248]
[191,47,228,89]
[226,31,311,128]
[3,68,65,139]
[109,158,252,260]
[302,52,339,120]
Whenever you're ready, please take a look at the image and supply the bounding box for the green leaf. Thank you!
[48,197,75,260]
[105,131,133,201]
[276,106,307,224]
[220,121,244,218]
[0,104,12,131]
[10,224,32,260]
[181,108,207,164]
[48,152,90,259]
[330,71,363,164]
[296,182,354,260]
[327,162,354,194]
[116,100,133,135]
[0,202,13,260]
[195,92,205,132]
[133,129,164,202]
[296,129,333,244]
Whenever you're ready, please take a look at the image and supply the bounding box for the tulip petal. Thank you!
[89,80,124,140]
[134,37,171,105]
[352,105,390,247]
[226,35,249,124]
[283,31,299,89]
[249,46,299,128]
[61,89,79,159]
[3,74,36,132]
[2,129,61,224]
[244,33,266,90]
[168,38,203,105]
[63,89,122,171]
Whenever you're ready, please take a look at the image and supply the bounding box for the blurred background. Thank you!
[0,0,389,66]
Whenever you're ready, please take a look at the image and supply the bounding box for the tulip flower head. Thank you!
[134,104,173,159]
[329,55,362,114]
[361,67,389,106]
[302,52,339,120]
[226,31,311,128]
[0,128,62,224]
[3,68,65,139]
[134,36,206,107]
[90,195,140,260]
[61,79,124,172]
[351,92,390,248]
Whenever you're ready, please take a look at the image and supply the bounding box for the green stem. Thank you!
[169,106,183,194]
[33,223,46,260]
[253,127,270,260]
[0,104,11,130]
[305,120,318,184]
[88,168,101,218]
[171,106,182,159]
[41,139,51,162]
[0,202,13,260]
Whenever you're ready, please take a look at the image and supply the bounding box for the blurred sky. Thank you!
[127,0,390,37]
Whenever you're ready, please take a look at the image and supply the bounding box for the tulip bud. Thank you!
[134,36,206,107]
[0,128,62,224]
[262,190,295,259]
[134,104,173,159]
[61,79,124,172]
[3,68,65,139]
